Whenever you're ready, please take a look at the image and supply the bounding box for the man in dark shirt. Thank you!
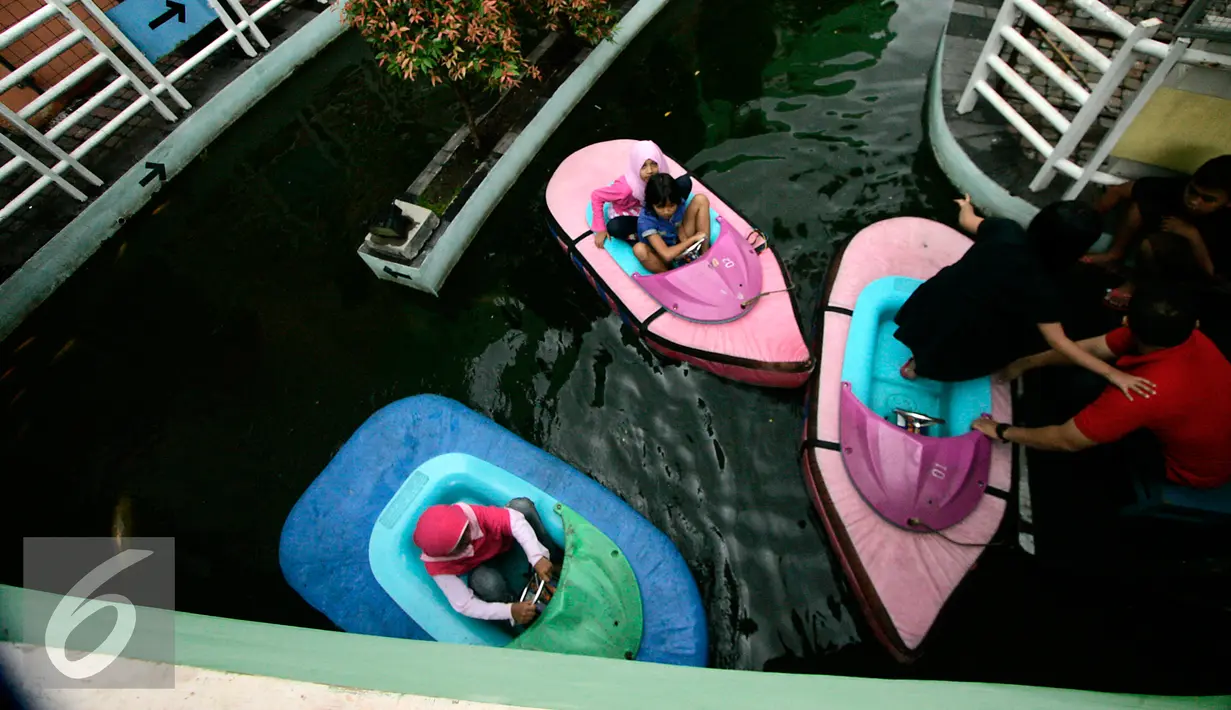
[1085,155,1231,309]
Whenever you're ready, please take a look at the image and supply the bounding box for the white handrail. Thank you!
[0,103,102,186]
[1072,0,1231,69]
[0,132,87,202]
[1063,37,1193,199]
[957,0,1020,113]
[1029,17,1161,191]
[76,0,192,111]
[220,0,271,49]
[46,0,178,122]
[0,0,294,226]
[999,25,1089,104]
[0,30,85,95]
[956,0,1189,195]
[986,55,1071,132]
[1012,0,1111,72]
[974,81,1055,155]
[0,4,61,51]
[203,0,259,57]
[17,54,109,120]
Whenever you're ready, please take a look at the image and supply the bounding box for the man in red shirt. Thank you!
[973,284,1231,489]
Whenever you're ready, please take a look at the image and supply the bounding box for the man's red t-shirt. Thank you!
[1073,327,1231,488]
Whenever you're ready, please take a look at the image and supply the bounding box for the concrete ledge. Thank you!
[1,585,1225,709]
[2,643,531,710]
[927,32,1039,227]
[0,5,349,343]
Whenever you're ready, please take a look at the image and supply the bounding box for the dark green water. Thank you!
[1,0,1227,694]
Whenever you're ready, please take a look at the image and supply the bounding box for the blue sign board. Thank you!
[105,0,217,62]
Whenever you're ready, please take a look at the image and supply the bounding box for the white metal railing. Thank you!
[957,0,1161,196]
[0,0,290,225]
[959,0,1231,200]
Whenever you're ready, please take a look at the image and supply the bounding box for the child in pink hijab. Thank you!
[589,140,695,249]
[413,498,558,626]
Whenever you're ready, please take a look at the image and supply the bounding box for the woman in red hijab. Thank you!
[413,497,558,625]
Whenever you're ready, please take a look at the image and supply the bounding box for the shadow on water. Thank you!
[0,0,1227,695]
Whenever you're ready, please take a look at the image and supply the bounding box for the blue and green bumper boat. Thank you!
[279,394,708,666]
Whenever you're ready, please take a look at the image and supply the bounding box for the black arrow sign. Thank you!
[140,162,167,187]
[148,1,186,30]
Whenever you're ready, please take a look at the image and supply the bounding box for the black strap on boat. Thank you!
[800,438,841,460]
[642,307,667,329]
[570,229,593,245]
[823,305,854,317]
[984,485,1011,501]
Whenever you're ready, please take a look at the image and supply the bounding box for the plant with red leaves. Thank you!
[344,0,618,146]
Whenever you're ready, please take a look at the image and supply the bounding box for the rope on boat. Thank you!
[742,285,795,308]
[908,518,1008,548]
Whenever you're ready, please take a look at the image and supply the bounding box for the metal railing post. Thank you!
[204,0,259,57]
[1028,18,1161,192]
[0,103,103,186]
[957,0,1020,113]
[0,132,87,203]
[1063,37,1190,200]
[220,0,271,49]
[75,0,192,111]
[45,0,179,122]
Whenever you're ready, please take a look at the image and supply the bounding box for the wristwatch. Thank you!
[995,422,1010,441]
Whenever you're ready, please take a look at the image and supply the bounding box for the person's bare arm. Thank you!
[647,232,704,262]
[1037,323,1155,400]
[1161,217,1216,275]
[972,417,1097,453]
[1095,180,1134,214]
[954,194,984,235]
[999,333,1117,381]
[1087,197,1140,265]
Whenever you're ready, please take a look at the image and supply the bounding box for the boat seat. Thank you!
[1121,473,1231,525]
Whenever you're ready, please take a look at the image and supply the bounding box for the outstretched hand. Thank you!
[995,358,1029,383]
[1107,369,1156,401]
[970,416,999,440]
[954,193,972,211]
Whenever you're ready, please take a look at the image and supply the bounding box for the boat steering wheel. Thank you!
[893,408,945,434]
[511,570,558,627]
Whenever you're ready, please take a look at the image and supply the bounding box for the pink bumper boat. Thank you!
[545,140,813,388]
[802,217,1012,662]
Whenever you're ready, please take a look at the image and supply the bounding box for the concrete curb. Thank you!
[0,5,349,343]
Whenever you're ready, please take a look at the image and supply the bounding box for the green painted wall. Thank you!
[2,585,1226,709]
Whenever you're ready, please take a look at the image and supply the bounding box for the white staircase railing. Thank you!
[957,0,1231,200]
[0,0,289,226]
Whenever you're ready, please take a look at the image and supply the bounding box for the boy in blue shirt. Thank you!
[633,173,711,273]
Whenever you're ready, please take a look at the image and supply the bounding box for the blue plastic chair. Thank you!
[1122,474,1231,524]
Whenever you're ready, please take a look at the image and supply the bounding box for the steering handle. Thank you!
[894,408,945,433]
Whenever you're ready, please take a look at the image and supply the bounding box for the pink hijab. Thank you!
[413,503,476,560]
[625,140,668,203]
